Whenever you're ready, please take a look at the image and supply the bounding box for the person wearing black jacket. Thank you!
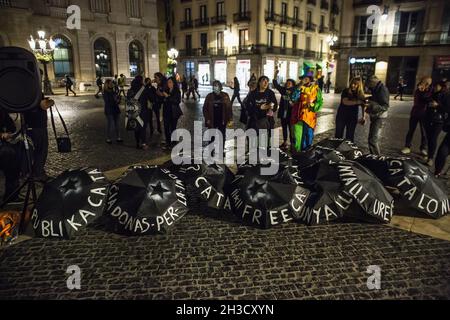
[434,89,450,177]
[230,77,242,105]
[365,75,390,155]
[103,79,122,144]
[95,76,103,98]
[127,76,152,150]
[65,75,76,97]
[247,76,278,147]
[162,77,183,150]
[424,81,447,166]
[272,70,297,149]
[0,108,20,202]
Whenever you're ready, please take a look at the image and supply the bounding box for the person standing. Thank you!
[230,77,242,106]
[291,74,323,152]
[152,72,166,134]
[187,76,197,101]
[103,79,123,144]
[434,89,450,177]
[112,75,119,95]
[65,74,76,97]
[193,75,201,99]
[181,75,188,101]
[335,77,366,142]
[242,79,258,130]
[162,77,183,150]
[246,76,278,147]
[144,77,158,138]
[424,81,447,166]
[0,108,20,202]
[401,77,433,156]
[272,69,299,150]
[317,76,324,92]
[203,81,233,148]
[365,75,390,155]
[95,76,103,99]
[127,76,151,150]
[24,95,55,182]
[394,78,406,101]
[325,77,332,94]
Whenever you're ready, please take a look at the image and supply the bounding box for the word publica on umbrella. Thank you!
[195,176,232,210]
[31,169,108,237]
[337,165,393,222]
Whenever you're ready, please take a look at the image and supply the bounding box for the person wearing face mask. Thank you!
[272,69,300,150]
[247,76,278,147]
[203,81,233,148]
[291,74,323,152]
[335,77,366,142]
[162,77,183,150]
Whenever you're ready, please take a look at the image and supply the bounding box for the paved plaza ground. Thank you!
[0,87,449,300]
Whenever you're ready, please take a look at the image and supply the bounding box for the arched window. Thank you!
[52,35,74,78]
[94,38,112,77]
[129,40,144,77]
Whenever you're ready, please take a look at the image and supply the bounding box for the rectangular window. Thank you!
[307,11,312,24]
[281,32,286,48]
[294,6,299,20]
[320,39,323,55]
[306,36,311,50]
[239,29,249,47]
[90,0,109,13]
[185,34,192,51]
[268,0,274,15]
[240,0,249,13]
[217,32,224,49]
[282,2,287,18]
[293,34,298,49]
[217,1,224,16]
[200,5,207,20]
[185,8,191,22]
[267,30,273,47]
[127,0,141,18]
[200,33,207,54]
[320,15,324,27]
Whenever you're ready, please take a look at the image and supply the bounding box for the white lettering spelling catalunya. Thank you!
[32,169,107,237]
[195,176,232,210]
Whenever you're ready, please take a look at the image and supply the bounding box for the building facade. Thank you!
[0,0,160,89]
[333,0,450,94]
[169,0,341,87]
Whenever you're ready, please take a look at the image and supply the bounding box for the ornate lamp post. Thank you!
[28,30,56,95]
[96,52,108,77]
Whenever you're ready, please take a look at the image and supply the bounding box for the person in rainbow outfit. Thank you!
[290,74,324,152]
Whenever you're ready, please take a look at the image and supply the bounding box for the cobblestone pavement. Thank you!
[0,88,449,300]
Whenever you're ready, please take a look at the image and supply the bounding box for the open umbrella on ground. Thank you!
[105,165,188,235]
[293,146,346,171]
[173,162,235,214]
[294,161,357,225]
[31,168,109,239]
[334,160,394,223]
[357,155,449,219]
[230,164,310,229]
[315,138,363,160]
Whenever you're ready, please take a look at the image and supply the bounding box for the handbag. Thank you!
[50,105,72,153]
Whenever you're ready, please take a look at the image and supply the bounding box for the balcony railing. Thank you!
[331,32,450,49]
[211,15,227,25]
[234,11,251,22]
[307,0,317,5]
[319,25,329,33]
[305,23,317,32]
[209,48,226,56]
[292,19,303,29]
[353,0,381,7]
[304,50,318,59]
[180,20,193,30]
[265,11,291,25]
[179,46,312,58]
[331,0,340,15]
[321,0,329,10]
[194,18,210,27]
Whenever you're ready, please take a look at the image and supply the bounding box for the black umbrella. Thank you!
[293,146,346,171]
[106,165,188,235]
[357,155,449,219]
[335,160,394,223]
[315,138,363,160]
[31,168,109,239]
[230,164,310,229]
[294,161,356,225]
[175,162,235,213]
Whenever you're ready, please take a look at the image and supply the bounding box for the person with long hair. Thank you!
[434,89,450,177]
[335,77,366,142]
[162,77,183,150]
[181,75,188,101]
[230,77,242,105]
[203,80,233,148]
[272,69,300,150]
[425,81,447,166]
[103,79,122,144]
[401,77,433,156]
[246,76,278,147]
[152,72,166,134]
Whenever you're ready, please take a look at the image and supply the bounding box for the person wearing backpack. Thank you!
[65,75,76,97]
[126,76,153,150]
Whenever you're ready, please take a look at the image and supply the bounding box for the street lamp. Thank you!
[28,30,55,95]
[326,34,338,47]
[167,48,179,76]
[96,52,108,76]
